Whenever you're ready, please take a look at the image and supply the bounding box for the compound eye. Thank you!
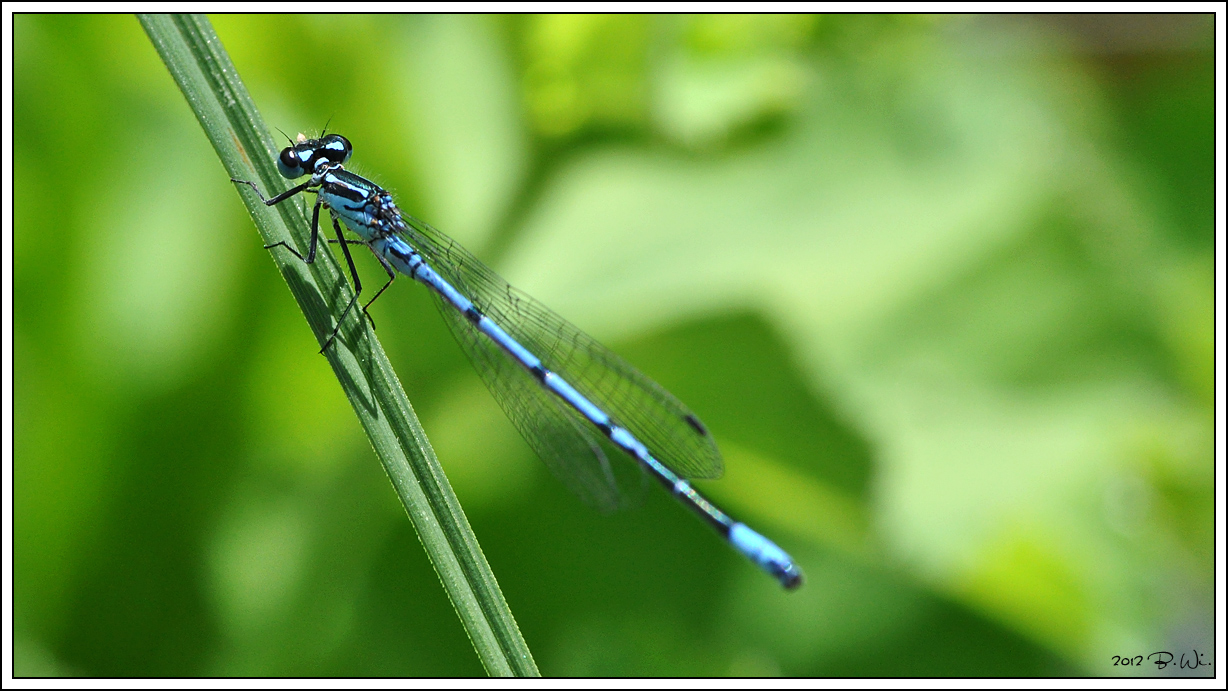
[322,134,352,164]
[277,147,304,178]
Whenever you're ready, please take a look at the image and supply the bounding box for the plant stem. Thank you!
[138,13,539,677]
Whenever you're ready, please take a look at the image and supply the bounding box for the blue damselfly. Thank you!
[232,133,803,589]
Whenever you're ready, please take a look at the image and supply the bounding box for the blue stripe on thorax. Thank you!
[321,171,384,242]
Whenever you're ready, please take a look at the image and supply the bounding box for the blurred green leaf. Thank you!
[520,14,652,137]
[392,15,528,250]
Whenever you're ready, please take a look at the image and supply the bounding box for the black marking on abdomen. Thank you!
[386,242,416,263]
[684,413,708,436]
[529,364,547,382]
[596,421,613,436]
[465,306,483,324]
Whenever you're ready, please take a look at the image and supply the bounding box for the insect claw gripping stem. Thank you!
[232,174,361,354]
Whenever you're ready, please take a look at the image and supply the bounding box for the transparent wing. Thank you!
[432,295,645,512]
[398,212,723,483]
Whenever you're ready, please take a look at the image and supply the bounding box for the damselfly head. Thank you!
[276,133,352,179]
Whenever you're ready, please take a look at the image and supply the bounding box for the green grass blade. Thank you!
[138,13,539,677]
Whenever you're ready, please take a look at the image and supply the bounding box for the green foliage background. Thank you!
[14,14,1214,677]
